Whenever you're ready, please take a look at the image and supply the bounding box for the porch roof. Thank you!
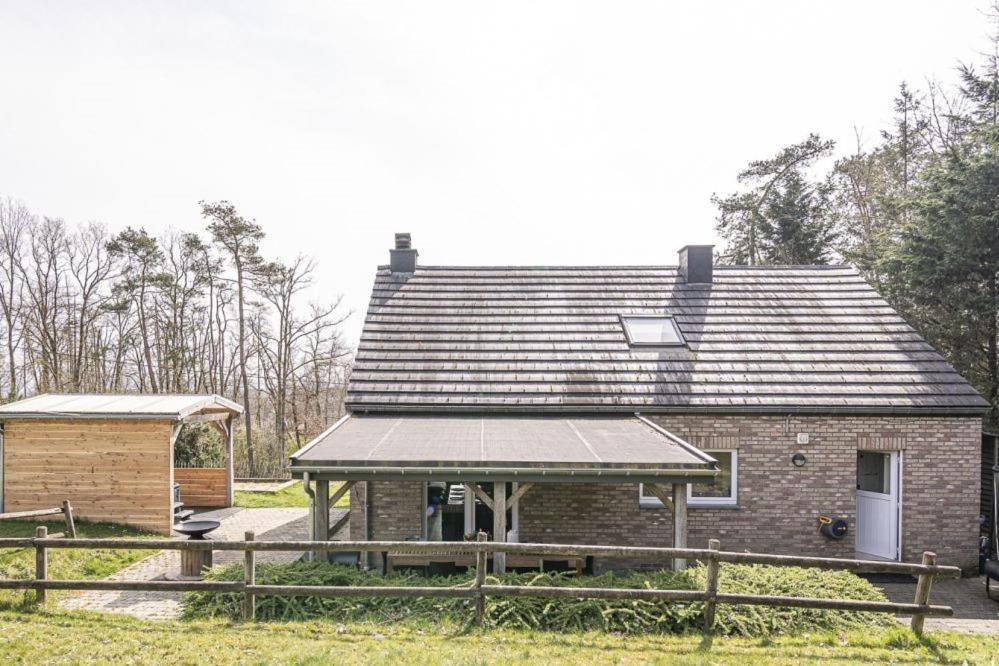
[289,414,718,484]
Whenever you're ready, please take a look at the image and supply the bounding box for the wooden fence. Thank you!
[0,530,961,635]
[0,500,76,538]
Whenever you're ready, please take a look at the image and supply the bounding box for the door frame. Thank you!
[856,449,902,560]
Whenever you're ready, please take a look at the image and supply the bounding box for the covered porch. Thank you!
[289,414,718,573]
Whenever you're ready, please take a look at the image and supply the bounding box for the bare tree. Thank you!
[253,256,349,461]
[66,223,115,391]
[0,197,352,477]
[0,197,30,399]
[201,200,266,475]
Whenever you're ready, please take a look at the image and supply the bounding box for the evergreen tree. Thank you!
[713,134,836,264]
[889,130,999,422]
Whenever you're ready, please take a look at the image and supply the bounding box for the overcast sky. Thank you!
[0,1,992,343]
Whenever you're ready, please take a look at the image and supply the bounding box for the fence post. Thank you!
[474,531,487,626]
[910,551,936,635]
[243,531,256,621]
[35,526,47,604]
[62,500,76,539]
[703,538,721,634]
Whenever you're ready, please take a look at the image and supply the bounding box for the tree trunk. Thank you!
[235,259,254,475]
[989,273,998,422]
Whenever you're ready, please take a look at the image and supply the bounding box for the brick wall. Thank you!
[356,414,982,573]
[519,415,981,572]
[350,479,424,569]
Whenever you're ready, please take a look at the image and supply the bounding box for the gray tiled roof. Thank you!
[347,264,989,414]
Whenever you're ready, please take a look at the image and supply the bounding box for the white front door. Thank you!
[856,451,900,560]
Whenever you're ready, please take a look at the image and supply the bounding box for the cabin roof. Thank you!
[0,393,243,420]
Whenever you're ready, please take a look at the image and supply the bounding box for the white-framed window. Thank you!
[620,315,686,347]
[639,450,738,508]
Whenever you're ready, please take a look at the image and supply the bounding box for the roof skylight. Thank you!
[620,315,686,347]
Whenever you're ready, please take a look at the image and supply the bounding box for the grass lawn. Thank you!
[0,519,157,607]
[234,482,349,509]
[0,610,995,665]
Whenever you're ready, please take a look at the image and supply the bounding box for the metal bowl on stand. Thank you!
[171,520,221,579]
[173,520,221,539]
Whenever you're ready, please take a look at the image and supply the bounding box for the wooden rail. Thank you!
[0,500,76,538]
[0,533,959,635]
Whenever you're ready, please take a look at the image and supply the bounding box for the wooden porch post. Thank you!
[225,416,235,507]
[314,479,330,543]
[672,482,688,570]
[493,482,507,573]
[463,483,475,537]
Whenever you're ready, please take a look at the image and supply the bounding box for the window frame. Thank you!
[619,314,686,347]
[639,449,739,508]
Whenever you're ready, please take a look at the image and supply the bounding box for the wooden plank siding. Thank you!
[1,418,174,534]
[174,467,228,508]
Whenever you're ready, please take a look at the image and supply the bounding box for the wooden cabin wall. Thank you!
[174,467,228,508]
[2,418,174,534]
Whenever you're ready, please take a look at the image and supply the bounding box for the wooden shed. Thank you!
[0,394,242,535]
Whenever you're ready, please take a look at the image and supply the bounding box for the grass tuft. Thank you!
[234,482,349,509]
[0,519,157,607]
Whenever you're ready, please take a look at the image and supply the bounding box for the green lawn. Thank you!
[234,482,349,509]
[0,610,995,665]
[0,519,157,607]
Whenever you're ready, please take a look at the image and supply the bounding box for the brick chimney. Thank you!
[390,233,418,273]
[678,245,714,283]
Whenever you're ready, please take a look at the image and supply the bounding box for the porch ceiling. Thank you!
[289,414,718,484]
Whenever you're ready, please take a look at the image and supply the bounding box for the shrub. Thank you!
[183,561,894,636]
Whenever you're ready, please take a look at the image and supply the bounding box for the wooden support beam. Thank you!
[463,484,475,536]
[209,419,230,439]
[493,482,507,573]
[35,526,47,604]
[182,412,232,424]
[644,483,674,511]
[223,417,235,506]
[672,483,688,570]
[330,512,351,538]
[170,423,184,447]
[506,482,534,509]
[464,483,494,511]
[474,531,487,625]
[910,551,936,635]
[313,480,330,543]
[703,538,721,634]
[0,507,63,520]
[328,481,355,508]
[61,500,76,539]
[243,531,255,621]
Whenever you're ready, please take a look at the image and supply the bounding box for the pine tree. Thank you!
[713,134,836,264]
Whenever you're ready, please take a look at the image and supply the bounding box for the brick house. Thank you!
[290,235,988,573]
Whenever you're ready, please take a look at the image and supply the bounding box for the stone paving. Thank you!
[58,506,347,621]
[877,575,999,634]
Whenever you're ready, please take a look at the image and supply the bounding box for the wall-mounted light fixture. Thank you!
[791,452,807,467]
